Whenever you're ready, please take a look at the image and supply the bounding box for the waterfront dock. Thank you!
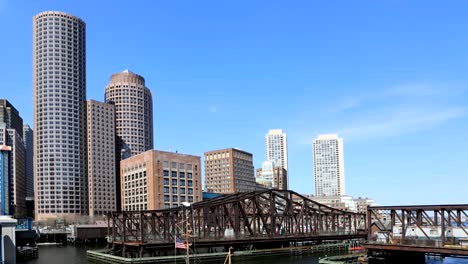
[88,242,351,264]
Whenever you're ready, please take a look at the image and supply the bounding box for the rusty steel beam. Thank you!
[109,189,365,248]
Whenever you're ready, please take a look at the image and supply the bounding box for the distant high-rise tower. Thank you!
[0,99,23,137]
[33,11,87,220]
[313,134,345,196]
[266,129,288,170]
[204,148,256,194]
[23,125,34,198]
[86,100,116,217]
[265,129,288,189]
[105,70,153,160]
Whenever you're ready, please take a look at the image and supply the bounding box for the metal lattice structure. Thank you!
[366,205,468,256]
[108,190,366,253]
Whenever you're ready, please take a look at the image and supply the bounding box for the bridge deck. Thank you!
[111,233,367,250]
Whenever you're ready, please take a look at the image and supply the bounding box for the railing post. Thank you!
[441,209,445,247]
[401,210,405,243]
[367,207,372,241]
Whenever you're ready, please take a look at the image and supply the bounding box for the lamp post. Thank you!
[182,202,192,264]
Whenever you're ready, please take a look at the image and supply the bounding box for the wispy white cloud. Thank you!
[338,106,466,142]
[328,82,467,114]
[294,82,468,144]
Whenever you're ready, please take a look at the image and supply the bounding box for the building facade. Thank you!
[23,125,34,198]
[120,150,202,211]
[313,134,345,196]
[0,125,26,216]
[311,195,357,212]
[205,148,256,194]
[354,197,376,214]
[33,11,87,220]
[86,100,116,217]
[265,129,288,171]
[0,99,24,138]
[104,70,153,160]
[256,161,288,190]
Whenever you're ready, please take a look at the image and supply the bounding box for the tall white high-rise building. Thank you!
[33,11,87,220]
[313,134,344,196]
[265,129,288,170]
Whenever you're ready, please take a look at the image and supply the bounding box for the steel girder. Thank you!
[108,189,366,245]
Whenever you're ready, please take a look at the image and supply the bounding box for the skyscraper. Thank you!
[23,125,34,198]
[0,99,24,137]
[33,11,87,220]
[0,100,26,216]
[313,134,345,196]
[265,129,288,188]
[204,148,256,194]
[104,70,153,160]
[86,100,116,217]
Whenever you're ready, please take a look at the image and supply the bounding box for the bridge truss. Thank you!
[366,204,468,257]
[108,190,366,255]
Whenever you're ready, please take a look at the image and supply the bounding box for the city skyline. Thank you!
[1,1,468,206]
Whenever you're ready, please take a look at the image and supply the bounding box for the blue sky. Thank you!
[1,0,468,206]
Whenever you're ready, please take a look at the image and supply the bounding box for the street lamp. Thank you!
[182,202,192,264]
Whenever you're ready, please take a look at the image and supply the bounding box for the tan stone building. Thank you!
[120,150,202,211]
[204,148,256,194]
[87,100,116,217]
[105,70,153,160]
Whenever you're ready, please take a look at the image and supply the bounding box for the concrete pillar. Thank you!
[0,216,17,264]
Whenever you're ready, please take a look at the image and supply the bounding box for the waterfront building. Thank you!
[105,70,153,211]
[23,125,34,199]
[256,161,288,190]
[33,11,87,220]
[354,197,376,214]
[0,124,26,216]
[104,70,153,160]
[311,195,357,212]
[313,134,345,196]
[86,100,116,217]
[120,150,202,210]
[204,148,256,194]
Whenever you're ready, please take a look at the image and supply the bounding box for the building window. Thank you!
[171,171,177,178]
[164,187,169,193]
[187,172,192,179]
[180,172,185,179]
[163,178,169,185]
[163,170,169,177]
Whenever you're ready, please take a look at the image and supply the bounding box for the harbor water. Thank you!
[17,245,468,264]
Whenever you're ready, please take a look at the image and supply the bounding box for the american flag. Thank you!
[175,236,191,250]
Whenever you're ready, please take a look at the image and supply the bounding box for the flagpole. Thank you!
[174,228,177,264]
[186,210,190,264]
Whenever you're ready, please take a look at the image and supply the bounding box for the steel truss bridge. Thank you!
[365,204,468,259]
[108,190,367,256]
